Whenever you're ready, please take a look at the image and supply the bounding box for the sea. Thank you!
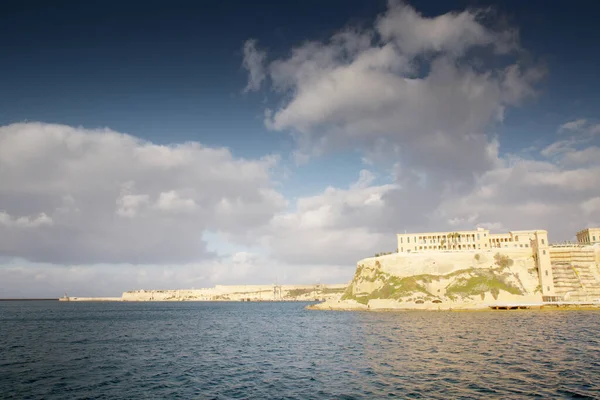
[1,301,599,399]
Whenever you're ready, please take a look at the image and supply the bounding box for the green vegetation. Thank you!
[342,270,436,304]
[286,288,314,298]
[494,253,514,268]
[445,270,523,300]
[374,251,395,257]
[321,287,346,295]
[343,253,526,304]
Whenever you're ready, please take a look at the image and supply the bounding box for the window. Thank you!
[594,236,597,241]
[477,234,480,240]
[545,270,548,276]
[407,237,410,243]
[547,286,550,292]
[485,244,487,247]
[525,244,529,248]
[520,244,523,248]
[401,247,403,252]
[484,233,487,237]
[543,250,546,255]
[400,237,403,244]
[541,239,545,245]
[515,236,519,241]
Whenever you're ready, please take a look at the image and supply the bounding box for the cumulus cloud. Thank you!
[433,156,600,240]
[238,0,600,252]
[376,0,517,56]
[0,122,285,265]
[244,0,542,182]
[254,170,399,266]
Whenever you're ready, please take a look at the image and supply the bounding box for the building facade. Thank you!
[396,227,600,301]
[576,228,600,244]
[396,228,547,254]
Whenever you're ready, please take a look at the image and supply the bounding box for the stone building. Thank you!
[396,227,548,253]
[396,227,600,302]
[576,228,600,244]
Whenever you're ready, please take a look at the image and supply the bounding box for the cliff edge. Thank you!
[310,249,542,311]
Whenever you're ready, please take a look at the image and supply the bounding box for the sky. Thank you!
[1,0,600,297]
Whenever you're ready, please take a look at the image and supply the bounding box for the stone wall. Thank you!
[121,284,347,302]
[549,245,600,301]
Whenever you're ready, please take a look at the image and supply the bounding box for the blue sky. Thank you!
[1,0,599,296]
[1,0,598,182]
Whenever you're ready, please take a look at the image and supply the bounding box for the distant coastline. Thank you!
[58,284,347,302]
[0,298,58,301]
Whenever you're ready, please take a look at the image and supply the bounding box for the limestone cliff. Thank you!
[339,249,542,308]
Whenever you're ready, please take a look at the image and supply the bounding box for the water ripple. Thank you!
[1,302,600,399]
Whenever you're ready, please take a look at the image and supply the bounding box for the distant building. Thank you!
[576,228,600,244]
[396,227,548,253]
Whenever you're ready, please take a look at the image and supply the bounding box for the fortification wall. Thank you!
[121,284,347,302]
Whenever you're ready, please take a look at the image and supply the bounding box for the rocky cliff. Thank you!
[312,249,542,310]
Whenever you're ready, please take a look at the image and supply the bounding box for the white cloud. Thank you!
[558,118,588,133]
[560,146,600,166]
[558,118,600,136]
[0,122,284,264]
[245,1,542,184]
[154,190,197,213]
[376,0,516,56]
[0,211,53,228]
[242,39,267,92]
[250,171,397,265]
[238,2,600,253]
[433,157,600,240]
[540,139,576,157]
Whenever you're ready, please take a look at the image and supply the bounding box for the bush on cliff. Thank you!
[445,270,523,300]
[494,253,514,269]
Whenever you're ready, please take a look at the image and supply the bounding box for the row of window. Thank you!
[400,235,547,245]
[397,242,545,252]
[578,235,597,242]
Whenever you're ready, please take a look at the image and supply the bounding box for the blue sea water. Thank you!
[1,301,600,399]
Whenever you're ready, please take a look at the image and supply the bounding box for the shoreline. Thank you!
[306,299,600,312]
